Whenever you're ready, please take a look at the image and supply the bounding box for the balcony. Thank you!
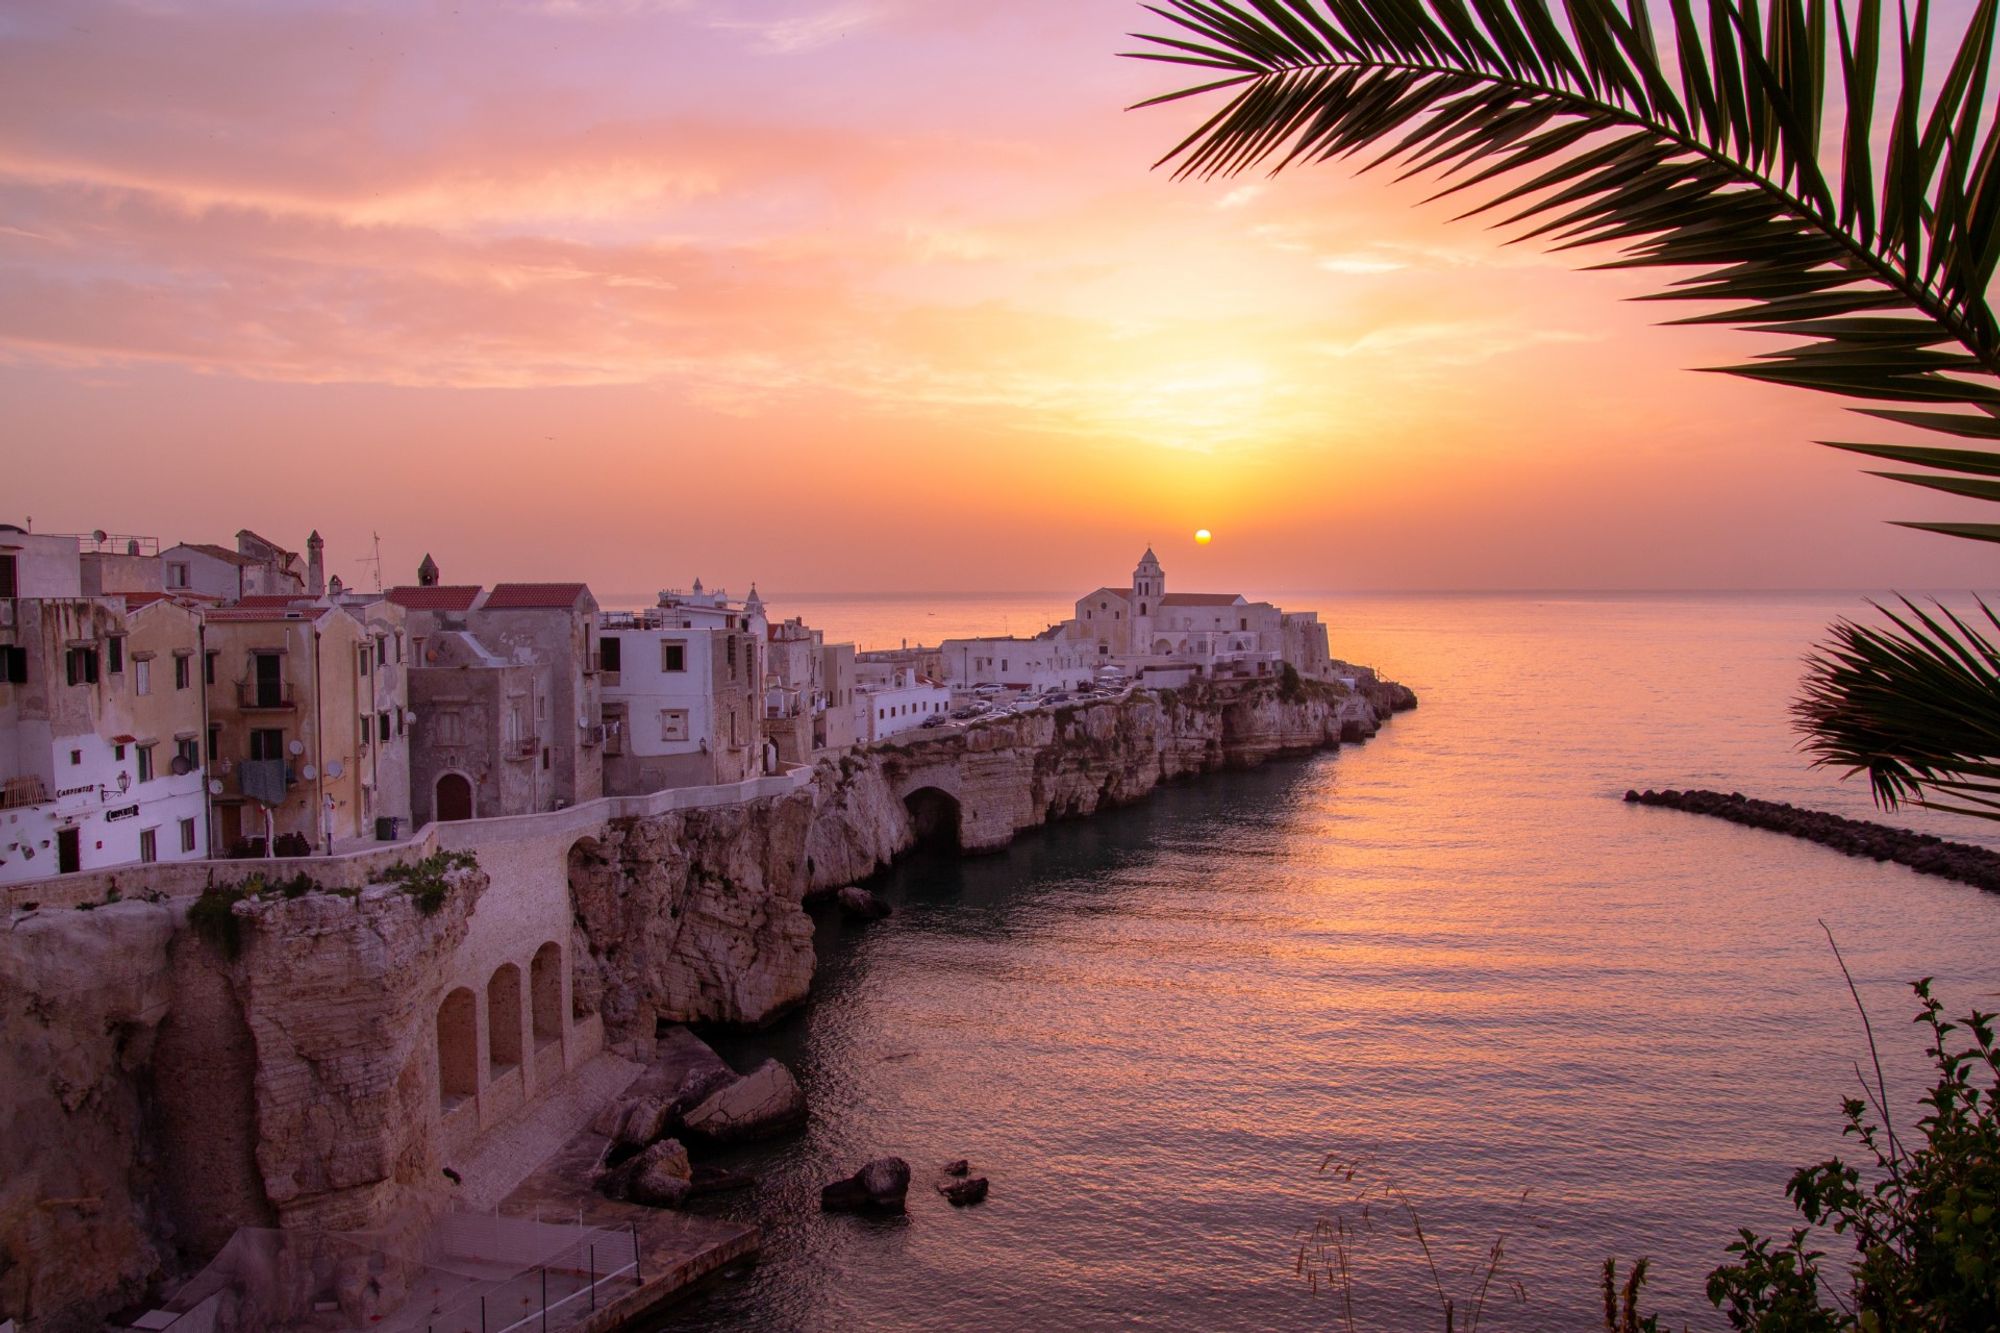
[1,775,49,810]
[236,680,296,710]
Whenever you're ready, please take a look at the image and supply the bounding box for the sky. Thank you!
[2,0,1995,599]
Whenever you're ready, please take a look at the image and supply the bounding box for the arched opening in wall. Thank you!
[530,942,562,1051]
[436,772,474,822]
[438,988,478,1111]
[487,964,523,1077]
[566,837,608,1021]
[903,786,962,853]
[1152,639,1173,655]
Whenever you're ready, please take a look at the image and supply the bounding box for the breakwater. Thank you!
[1624,787,2000,892]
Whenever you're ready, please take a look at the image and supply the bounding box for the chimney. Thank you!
[306,530,325,596]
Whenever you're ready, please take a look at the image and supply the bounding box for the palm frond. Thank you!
[1795,599,2000,817]
[1127,0,2000,537]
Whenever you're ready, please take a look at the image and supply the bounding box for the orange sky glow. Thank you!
[3,0,1994,600]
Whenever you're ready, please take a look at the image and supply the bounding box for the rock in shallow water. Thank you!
[937,1175,988,1206]
[835,886,892,921]
[682,1058,806,1143]
[822,1156,911,1213]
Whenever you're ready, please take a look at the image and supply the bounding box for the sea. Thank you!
[636,590,2000,1331]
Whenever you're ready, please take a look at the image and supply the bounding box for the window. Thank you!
[727,636,737,678]
[0,552,14,598]
[166,562,190,589]
[174,653,191,690]
[134,659,151,695]
[541,747,550,770]
[359,645,371,676]
[375,634,388,666]
[70,749,82,765]
[661,641,685,672]
[659,709,689,741]
[1,646,27,684]
[136,744,155,782]
[378,711,390,742]
[599,637,621,672]
[179,818,197,853]
[358,716,370,750]
[1139,603,1148,616]
[250,728,285,761]
[1240,618,1249,632]
[107,637,124,674]
[207,725,220,762]
[66,646,100,686]
[205,650,218,686]
[395,709,404,736]
[437,710,463,744]
[175,737,199,771]
[139,828,157,863]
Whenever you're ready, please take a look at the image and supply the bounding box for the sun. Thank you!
[1194,528,1212,545]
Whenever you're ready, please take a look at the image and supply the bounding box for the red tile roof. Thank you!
[1161,593,1246,606]
[387,585,482,611]
[483,582,590,610]
[234,594,315,608]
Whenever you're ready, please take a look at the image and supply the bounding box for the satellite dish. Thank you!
[288,739,305,756]
[92,528,107,543]
[326,760,344,778]
[300,764,317,781]
[169,755,192,776]
[405,710,418,724]
[208,779,224,795]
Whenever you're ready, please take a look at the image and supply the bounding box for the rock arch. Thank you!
[903,785,962,852]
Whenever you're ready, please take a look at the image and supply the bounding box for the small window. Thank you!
[378,711,390,742]
[396,709,405,736]
[174,653,191,690]
[207,725,220,762]
[179,818,197,853]
[359,646,371,676]
[134,659,151,696]
[661,641,685,673]
[541,747,551,770]
[115,743,127,761]
[1,645,26,684]
[659,709,689,741]
[139,828,157,863]
[176,737,198,770]
[204,650,218,686]
[66,647,100,686]
[69,749,82,765]
[0,552,15,598]
[166,562,190,589]
[375,634,388,665]
[250,729,285,761]
[136,744,155,783]
[107,637,125,674]
[599,637,621,673]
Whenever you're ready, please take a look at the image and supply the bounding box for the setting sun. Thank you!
[1194,528,1212,544]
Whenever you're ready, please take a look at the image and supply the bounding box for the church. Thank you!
[1060,549,1332,681]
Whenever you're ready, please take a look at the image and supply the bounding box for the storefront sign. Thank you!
[105,804,139,822]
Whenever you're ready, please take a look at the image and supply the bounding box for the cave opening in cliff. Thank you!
[904,786,962,852]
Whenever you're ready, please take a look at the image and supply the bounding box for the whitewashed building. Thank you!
[854,664,950,742]
[940,634,1095,692]
[598,581,767,790]
[1061,548,1333,681]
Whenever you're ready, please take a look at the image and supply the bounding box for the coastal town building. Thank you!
[940,633,1096,692]
[202,599,409,854]
[599,582,767,790]
[388,567,603,825]
[1,529,210,883]
[1060,548,1333,681]
[853,663,950,742]
[819,641,859,751]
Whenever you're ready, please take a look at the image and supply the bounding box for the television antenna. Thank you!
[357,531,384,592]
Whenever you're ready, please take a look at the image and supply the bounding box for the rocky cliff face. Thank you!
[569,678,1412,1041]
[0,871,484,1333]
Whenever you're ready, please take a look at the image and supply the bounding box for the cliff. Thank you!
[567,677,1411,1035]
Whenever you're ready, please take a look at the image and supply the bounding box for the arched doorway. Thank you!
[435,772,473,822]
[487,964,522,1077]
[903,786,962,852]
[530,942,563,1052]
[437,988,478,1111]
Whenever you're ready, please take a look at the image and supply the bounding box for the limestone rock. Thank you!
[682,1059,806,1143]
[938,1175,989,1206]
[822,1156,911,1213]
[613,1095,672,1150]
[626,1138,693,1208]
[942,1158,970,1176]
[835,886,891,921]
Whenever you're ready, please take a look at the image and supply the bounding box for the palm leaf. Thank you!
[1126,0,2000,531]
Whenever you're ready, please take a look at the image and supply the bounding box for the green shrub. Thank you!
[187,884,251,960]
[382,850,478,916]
[1702,979,1998,1330]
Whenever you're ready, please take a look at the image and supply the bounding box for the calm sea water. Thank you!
[653,591,2000,1331]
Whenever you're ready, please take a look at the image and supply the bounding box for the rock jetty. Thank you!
[1624,788,2000,892]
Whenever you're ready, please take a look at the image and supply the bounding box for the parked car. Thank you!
[972,683,1004,695]
[950,706,981,720]
[921,714,947,728]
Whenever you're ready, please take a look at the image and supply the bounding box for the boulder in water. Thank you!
[822,1156,910,1213]
[836,886,892,921]
[682,1058,806,1143]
